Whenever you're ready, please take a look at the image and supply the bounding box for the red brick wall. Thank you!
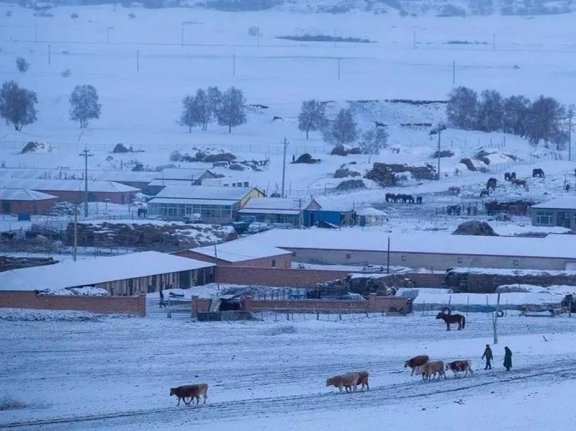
[175,250,292,268]
[0,199,57,215]
[0,291,146,316]
[215,266,349,287]
[190,294,411,316]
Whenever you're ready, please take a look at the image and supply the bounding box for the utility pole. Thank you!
[386,237,391,274]
[452,60,455,85]
[568,106,574,162]
[79,149,94,217]
[413,31,416,50]
[492,293,501,344]
[337,57,341,80]
[232,54,236,76]
[492,33,496,52]
[430,124,446,180]
[281,138,288,198]
[73,204,78,262]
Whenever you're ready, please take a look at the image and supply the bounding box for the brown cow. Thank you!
[421,361,446,381]
[326,372,360,393]
[356,371,370,391]
[404,355,430,376]
[170,384,208,406]
[445,360,473,377]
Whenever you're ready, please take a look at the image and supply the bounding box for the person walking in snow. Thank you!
[504,346,512,371]
[482,344,493,370]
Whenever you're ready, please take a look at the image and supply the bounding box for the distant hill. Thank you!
[9,0,576,16]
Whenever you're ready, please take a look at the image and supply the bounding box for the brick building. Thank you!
[0,188,58,215]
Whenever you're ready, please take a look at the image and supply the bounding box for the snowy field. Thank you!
[1,307,576,430]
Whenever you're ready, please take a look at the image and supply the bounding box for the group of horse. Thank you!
[479,168,544,198]
[385,193,423,204]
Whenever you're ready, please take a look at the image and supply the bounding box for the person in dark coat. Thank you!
[482,344,493,370]
[504,346,512,371]
[159,285,165,309]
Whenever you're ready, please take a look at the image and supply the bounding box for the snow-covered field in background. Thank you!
[1,308,576,430]
[2,4,576,430]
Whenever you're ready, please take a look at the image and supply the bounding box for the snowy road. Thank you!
[1,310,576,430]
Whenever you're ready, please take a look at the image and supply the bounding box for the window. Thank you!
[401,255,406,262]
[457,257,463,264]
[346,253,351,259]
[535,211,553,225]
[513,259,519,267]
[271,259,276,268]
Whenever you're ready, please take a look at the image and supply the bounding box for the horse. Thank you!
[532,168,544,178]
[436,312,466,331]
[385,193,396,203]
[486,177,497,191]
[416,196,422,204]
[479,189,490,198]
[512,179,527,188]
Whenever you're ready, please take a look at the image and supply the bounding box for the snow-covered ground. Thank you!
[1,307,576,430]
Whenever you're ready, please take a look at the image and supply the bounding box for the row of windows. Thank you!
[344,253,521,267]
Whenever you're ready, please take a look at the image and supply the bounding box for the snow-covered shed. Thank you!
[0,251,216,295]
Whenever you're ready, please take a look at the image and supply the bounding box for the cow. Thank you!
[532,168,545,178]
[486,177,497,191]
[445,360,473,377]
[170,384,208,406]
[356,371,370,391]
[404,355,430,376]
[326,372,360,393]
[421,361,446,381]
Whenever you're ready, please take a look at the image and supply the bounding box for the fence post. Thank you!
[316,310,320,320]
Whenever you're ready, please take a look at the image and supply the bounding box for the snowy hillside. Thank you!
[1,2,575,219]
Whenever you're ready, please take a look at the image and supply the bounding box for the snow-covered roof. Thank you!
[0,168,156,183]
[306,198,355,212]
[241,197,304,212]
[156,185,257,201]
[0,179,140,193]
[148,197,239,206]
[154,168,214,180]
[234,230,576,260]
[357,207,387,216]
[0,188,57,201]
[0,251,215,292]
[189,238,292,262]
[148,179,197,187]
[531,197,576,210]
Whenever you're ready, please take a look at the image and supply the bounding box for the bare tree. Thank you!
[180,89,210,132]
[502,95,530,137]
[217,87,246,133]
[206,86,222,130]
[0,81,37,131]
[323,108,358,146]
[360,126,388,155]
[446,86,478,129]
[526,96,565,148]
[69,84,101,129]
[298,100,327,139]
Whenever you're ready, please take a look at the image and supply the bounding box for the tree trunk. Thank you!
[306,128,309,140]
[228,124,232,134]
[188,125,192,133]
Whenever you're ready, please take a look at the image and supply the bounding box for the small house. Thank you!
[303,198,356,228]
[531,197,576,231]
[0,188,58,215]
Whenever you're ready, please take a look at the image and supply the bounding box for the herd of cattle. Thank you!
[170,355,472,406]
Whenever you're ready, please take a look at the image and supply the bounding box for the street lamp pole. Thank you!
[79,149,94,217]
